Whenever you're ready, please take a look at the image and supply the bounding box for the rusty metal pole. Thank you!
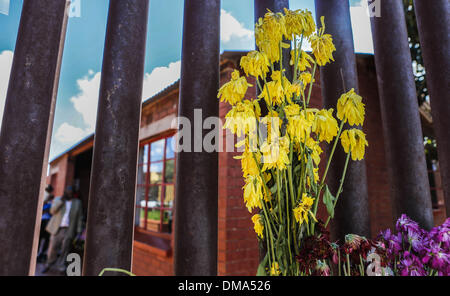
[82,0,149,276]
[315,1,371,239]
[369,0,434,229]
[413,0,450,217]
[174,0,220,276]
[0,0,69,276]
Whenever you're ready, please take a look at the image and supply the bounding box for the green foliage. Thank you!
[402,0,428,105]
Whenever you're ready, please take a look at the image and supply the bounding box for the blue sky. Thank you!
[0,0,373,161]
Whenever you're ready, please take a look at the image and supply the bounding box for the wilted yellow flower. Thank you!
[305,137,323,166]
[218,70,252,106]
[270,262,281,276]
[240,50,270,79]
[309,17,336,66]
[243,175,264,212]
[313,108,339,143]
[251,214,264,239]
[293,193,317,225]
[257,71,291,105]
[340,129,368,161]
[307,167,320,187]
[291,50,315,72]
[285,106,315,142]
[255,10,286,63]
[283,8,316,39]
[224,100,259,137]
[337,88,365,126]
[299,72,313,90]
[234,148,260,177]
[261,136,290,172]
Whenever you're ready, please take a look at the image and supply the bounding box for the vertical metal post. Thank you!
[82,0,149,276]
[0,0,69,276]
[315,0,371,239]
[369,0,433,229]
[413,0,450,216]
[174,0,220,276]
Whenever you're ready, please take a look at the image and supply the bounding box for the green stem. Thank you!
[99,268,136,276]
[306,63,317,106]
[324,152,351,228]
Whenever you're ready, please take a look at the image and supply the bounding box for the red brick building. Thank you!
[46,51,446,276]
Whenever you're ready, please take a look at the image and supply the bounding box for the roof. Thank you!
[50,51,248,164]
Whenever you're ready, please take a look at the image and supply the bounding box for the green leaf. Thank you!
[256,252,269,276]
[323,185,335,218]
[270,183,277,194]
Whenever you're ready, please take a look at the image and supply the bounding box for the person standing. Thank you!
[37,184,54,263]
[42,186,83,274]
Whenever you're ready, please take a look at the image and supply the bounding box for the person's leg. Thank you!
[45,229,64,267]
[55,230,71,273]
[37,220,49,261]
[41,222,50,257]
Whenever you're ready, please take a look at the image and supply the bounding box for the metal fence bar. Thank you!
[0,0,69,276]
[413,0,450,217]
[369,0,433,229]
[315,0,371,239]
[82,0,149,276]
[174,0,220,276]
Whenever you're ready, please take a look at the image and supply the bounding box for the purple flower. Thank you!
[422,242,450,271]
[407,228,424,253]
[396,214,420,234]
[398,254,426,276]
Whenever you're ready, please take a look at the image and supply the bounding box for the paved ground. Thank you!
[35,262,64,276]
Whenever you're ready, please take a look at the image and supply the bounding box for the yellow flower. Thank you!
[218,70,252,105]
[255,10,286,63]
[243,175,264,212]
[305,137,323,166]
[291,50,315,72]
[337,88,365,126]
[240,50,270,79]
[285,105,315,142]
[234,148,260,178]
[313,108,339,143]
[307,167,320,187]
[283,8,316,39]
[257,71,291,106]
[309,17,336,66]
[261,136,290,172]
[270,262,281,276]
[299,72,313,90]
[251,214,264,239]
[340,129,368,161]
[224,99,260,138]
[293,193,317,225]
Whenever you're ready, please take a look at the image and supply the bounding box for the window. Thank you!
[136,135,175,233]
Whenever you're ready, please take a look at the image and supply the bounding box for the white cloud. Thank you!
[55,60,181,147]
[0,50,13,126]
[142,60,181,100]
[350,3,374,53]
[70,71,101,131]
[55,122,90,143]
[220,9,253,44]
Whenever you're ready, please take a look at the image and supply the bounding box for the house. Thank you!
[46,51,445,275]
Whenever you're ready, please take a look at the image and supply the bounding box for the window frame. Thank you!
[136,132,176,235]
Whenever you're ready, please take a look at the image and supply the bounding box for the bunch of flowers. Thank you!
[218,8,368,276]
[378,215,450,276]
